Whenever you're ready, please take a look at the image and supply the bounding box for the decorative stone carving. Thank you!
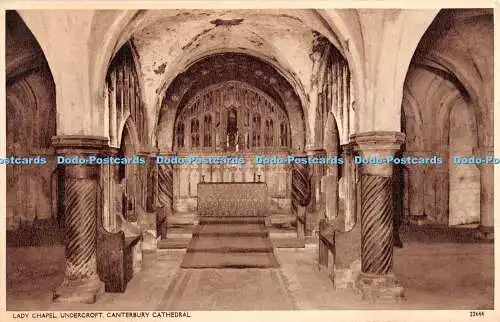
[156,53,305,152]
[106,43,146,149]
[174,81,290,153]
[308,32,351,149]
[51,135,108,304]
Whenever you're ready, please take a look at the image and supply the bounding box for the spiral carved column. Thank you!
[352,131,405,302]
[52,136,107,304]
[157,160,174,239]
[360,175,393,274]
[291,158,311,240]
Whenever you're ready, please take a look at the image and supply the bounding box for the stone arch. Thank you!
[155,47,309,125]
[118,116,141,155]
[8,11,57,90]
[411,9,492,147]
[90,10,144,134]
[316,10,364,135]
[155,53,306,153]
[116,117,142,222]
[5,10,59,237]
[85,10,365,146]
[323,111,340,153]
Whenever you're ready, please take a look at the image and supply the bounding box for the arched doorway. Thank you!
[117,120,141,222]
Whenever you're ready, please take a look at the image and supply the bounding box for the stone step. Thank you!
[167,214,198,227]
[157,238,190,249]
[181,251,280,268]
[157,236,306,249]
[198,216,266,225]
[165,226,195,238]
[272,238,306,248]
[168,226,296,234]
[168,212,296,226]
[187,236,274,253]
[165,226,298,240]
[270,214,296,225]
[193,224,269,237]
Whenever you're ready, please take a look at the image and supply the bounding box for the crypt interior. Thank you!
[4,8,494,310]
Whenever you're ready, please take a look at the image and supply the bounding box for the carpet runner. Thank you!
[181,216,280,268]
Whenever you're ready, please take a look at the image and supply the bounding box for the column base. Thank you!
[355,273,405,302]
[475,225,494,241]
[53,278,104,304]
[334,259,361,290]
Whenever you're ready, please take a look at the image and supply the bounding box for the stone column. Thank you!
[291,153,311,241]
[306,148,326,235]
[474,146,494,240]
[157,152,174,239]
[351,131,405,301]
[52,135,107,304]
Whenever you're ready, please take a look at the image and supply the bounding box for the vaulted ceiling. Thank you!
[122,10,345,123]
[155,52,307,151]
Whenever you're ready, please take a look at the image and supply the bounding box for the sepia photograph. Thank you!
[1,1,497,320]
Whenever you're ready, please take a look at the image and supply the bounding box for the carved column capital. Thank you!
[341,142,355,155]
[136,145,157,157]
[52,135,109,156]
[306,147,327,156]
[351,131,405,154]
[351,131,405,177]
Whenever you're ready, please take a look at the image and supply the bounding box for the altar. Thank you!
[197,182,268,217]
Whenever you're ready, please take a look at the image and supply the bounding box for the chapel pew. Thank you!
[318,218,338,283]
[96,190,142,293]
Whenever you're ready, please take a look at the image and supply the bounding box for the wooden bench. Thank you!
[96,189,142,293]
[97,229,141,292]
[318,218,342,283]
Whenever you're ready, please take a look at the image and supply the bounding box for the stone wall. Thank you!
[6,11,58,234]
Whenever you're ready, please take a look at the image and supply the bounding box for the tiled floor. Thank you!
[5,239,494,311]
